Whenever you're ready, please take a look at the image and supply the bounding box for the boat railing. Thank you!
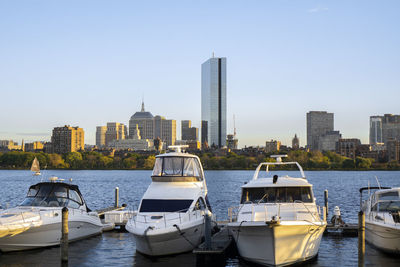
[228,202,323,223]
[132,208,206,229]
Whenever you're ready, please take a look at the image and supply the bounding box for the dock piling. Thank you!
[115,187,119,208]
[358,211,365,267]
[61,207,69,263]
[324,190,329,220]
[204,212,212,250]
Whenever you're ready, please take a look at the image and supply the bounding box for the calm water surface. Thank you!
[0,170,400,267]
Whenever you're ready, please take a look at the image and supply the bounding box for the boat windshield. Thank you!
[19,183,84,209]
[377,191,399,201]
[139,199,193,212]
[372,201,400,213]
[241,187,313,204]
[152,157,203,180]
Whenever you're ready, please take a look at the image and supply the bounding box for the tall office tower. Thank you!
[96,126,107,147]
[201,56,227,148]
[181,120,199,141]
[292,134,300,150]
[369,116,383,144]
[51,125,84,154]
[129,102,154,140]
[306,111,334,151]
[382,114,400,144]
[105,122,127,147]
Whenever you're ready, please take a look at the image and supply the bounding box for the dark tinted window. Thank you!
[241,187,313,204]
[140,199,193,212]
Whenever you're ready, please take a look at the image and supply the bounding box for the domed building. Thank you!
[129,102,154,140]
[128,102,176,147]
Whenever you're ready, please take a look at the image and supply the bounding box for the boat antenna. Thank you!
[375,176,381,189]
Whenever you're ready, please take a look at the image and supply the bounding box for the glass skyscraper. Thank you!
[201,57,227,148]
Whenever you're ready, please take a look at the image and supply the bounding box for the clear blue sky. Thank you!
[1,0,399,147]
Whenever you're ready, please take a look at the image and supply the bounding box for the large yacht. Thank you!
[0,177,103,252]
[228,155,326,266]
[360,186,400,254]
[126,146,214,256]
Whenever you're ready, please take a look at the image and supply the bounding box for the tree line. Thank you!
[0,150,399,170]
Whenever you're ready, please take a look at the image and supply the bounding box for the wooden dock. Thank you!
[325,223,358,236]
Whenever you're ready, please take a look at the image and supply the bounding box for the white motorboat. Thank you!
[360,186,400,254]
[0,177,103,252]
[126,146,214,256]
[228,155,326,266]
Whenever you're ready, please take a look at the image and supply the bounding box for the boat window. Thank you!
[152,157,203,179]
[19,183,83,208]
[193,198,207,211]
[240,187,313,204]
[27,187,38,197]
[378,191,399,201]
[163,157,183,176]
[152,158,162,176]
[183,158,201,177]
[374,201,400,212]
[139,199,193,212]
[69,189,83,205]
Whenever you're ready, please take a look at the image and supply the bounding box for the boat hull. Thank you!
[366,221,400,254]
[0,220,103,252]
[131,223,204,256]
[229,222,325,266]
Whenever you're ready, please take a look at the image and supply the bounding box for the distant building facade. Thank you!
[369,116,383,144]
[181,120,199,141]
[51,125,84,154]
[336,138,361,159]
[292,134,299,150]
[108,124,153,151]
[96,126,107,148]
[370,114,400,144]
[201,56,227,148]
[24,141,44,152]
[265,140,281,153]
[105,122,127,147]
[128,102,176,147]
[0,140,21,150]
[307,111,334,151]
[318,131,342,151]
[387,139,400,162]
[226,134,238,150]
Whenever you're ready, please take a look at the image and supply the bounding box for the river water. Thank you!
[0,170,399,267]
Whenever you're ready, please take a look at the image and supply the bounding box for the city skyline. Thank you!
[1,1,399,147]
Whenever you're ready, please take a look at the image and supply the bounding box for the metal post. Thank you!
[324,189,329,220]
[61,207,69,263]
[204,212,212,250]
[115,187,119,208]
[358,211,365,267]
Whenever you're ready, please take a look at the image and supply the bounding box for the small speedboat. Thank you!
[360,186,400,254]
[126,146,214,256]
[228,155,326,266]
[0,177,103,252]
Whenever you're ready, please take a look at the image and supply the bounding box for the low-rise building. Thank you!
[336,138,361,159]
[226,134,238,150]
[387,139,400,162]
[265,140,281,153]
[24,141,44,152]
[0,140,21,150]
[108,124,153,151]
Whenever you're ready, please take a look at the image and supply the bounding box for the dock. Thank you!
[325,223,358,236]
[193,223,233,266]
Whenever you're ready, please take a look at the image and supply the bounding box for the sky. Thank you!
[0,0,399,147]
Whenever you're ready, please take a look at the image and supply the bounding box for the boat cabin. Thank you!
[151,153,204,182]
[19,181,88,211]
[370,189,400,213]
[241,185,314,204]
